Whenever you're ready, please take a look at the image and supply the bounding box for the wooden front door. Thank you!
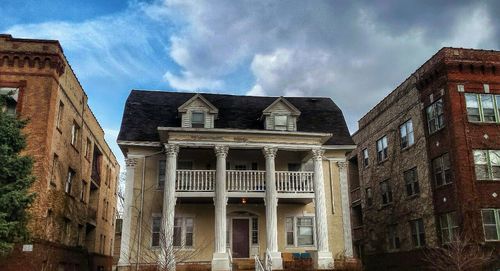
[232,219,249,258]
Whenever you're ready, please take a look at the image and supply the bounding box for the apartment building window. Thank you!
[465,93,499,123]
[56,102,64,130]
[432,153,451,187]
[376,136,388,162]
[439,212,459,244]
[473,150,500,180]
[400,120,414,149]
[85,138,92,159]
[380,180,393,205]
[65,168,75,194]
[50,154,59,188]
[426,99,445,134]
[71,122,80,147]
[191,112,205,128]
[158,160,166,188]
[286,217,294,246]
[404,167,420,197]
[0,87,19,116]
[365,187,373,207]
[80,180,87,202]
[274,115,288,131]
[63,218,71,244]
[151,216,161,247]
[77,224,84,246]
[251,217,258,245]
[173,217,194,247]
[387,224,400,250]
[410,219,426,247]
[362,148,369,167]
[481,209,500,241]
[285,216,315,247]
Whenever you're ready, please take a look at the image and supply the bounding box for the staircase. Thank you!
[232,258,255,271]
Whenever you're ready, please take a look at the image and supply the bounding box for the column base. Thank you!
[311,251,334,270]
[212,252,231,271]
[268,251,283,270]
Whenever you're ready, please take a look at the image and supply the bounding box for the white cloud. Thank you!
[164,70,224,91]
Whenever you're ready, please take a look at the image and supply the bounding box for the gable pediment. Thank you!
[178,93,218,114]
[262,97,301,116]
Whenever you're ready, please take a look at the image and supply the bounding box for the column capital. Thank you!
[311,148,325,161]
[214,145,229,158]
[263,146,278,159]
[336,160,347,170]
[164,143,179,157]
[125,158,138,168]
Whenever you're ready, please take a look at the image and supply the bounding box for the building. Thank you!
[348,48,500,270]
[116,90,355,270]
[0,34,119,271]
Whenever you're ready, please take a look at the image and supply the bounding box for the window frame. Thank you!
[404,167,420,197]
[70,121,80,148]
[80,180,87,202]
[251,217,258,245]
[380,180,393,205]
[387,224,400,250]
[56,101,64,130]
[362,148,369,167]
[191,111,205,128]
[274,115,288,131]
[473,150,500,181]
[481,209,500,241]
[65,168,75,195]
[365,187,373,207]
[465,93,500,123]
[151,215,162,247]
[432,153,452,187]
[376,136,388,162]
[410,218,426,248]
[439,212,459,244]
[426,98,445,134]
[172,216,195,248]
[399,119,414,149]
[285,216,316,247]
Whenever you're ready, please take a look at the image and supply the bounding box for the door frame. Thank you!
[229,216,253,259]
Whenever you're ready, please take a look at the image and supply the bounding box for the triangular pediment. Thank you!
[178,93,218,114]
[262,96,301,116]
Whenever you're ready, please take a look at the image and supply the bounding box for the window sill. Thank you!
[380,203,394,209]
[435,182,453,190]
[401,144,416,153]
[377,158,389,165]
[467,120,499,125]
[476,179,500,182]
[428,127,445,136]
[406,194,420,200]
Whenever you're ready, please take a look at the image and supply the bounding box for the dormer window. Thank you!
[262,97,301,132]
[274,115,288,130]
[191,112,205,128]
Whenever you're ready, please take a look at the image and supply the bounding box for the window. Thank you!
[65,168,75,194]
[251,218,258,245]
[297,217,314,246]
[473,150,500,180]
[426,99,445,134]
[286,217,294,246]
[151,216,161,247]
[410,219,426,247]
[274,115,288,130]
[77,224,84,246]
[404,167,420,197]
[465,93,481,121]
[56,102,64,129]
[481,209,500,241]
[439,212,459,244]
[173,217,194,247]
[376,136,388,162]
[432,153,452,186]
[387,224,400,250]
[380,180,393,205]
[365,187,373,207]
[71,122,80,147]
[362,148,369,167]
[63,218,71,244]
[158,160,166,188]
[85,138,92,159]
[80,180,87,202]
[50,154,59,187]
[0,87,19,116]
[465,93,500,123]
[400,120,414,149]
[191,112,205,128]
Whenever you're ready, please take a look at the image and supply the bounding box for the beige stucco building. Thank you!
[116,91,354,270]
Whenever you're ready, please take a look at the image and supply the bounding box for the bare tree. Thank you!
[422,234,494,271]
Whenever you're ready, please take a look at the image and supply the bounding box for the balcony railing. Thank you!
[174,170,314,194]
[276,171,314,193]
[227,170,266,192]
[176,170,215,191]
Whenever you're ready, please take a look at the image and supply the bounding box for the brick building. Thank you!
[348,48,500,270]
[0,34,119,271]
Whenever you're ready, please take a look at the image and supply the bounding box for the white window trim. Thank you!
[274,114,288,131]
[284,214,316,248]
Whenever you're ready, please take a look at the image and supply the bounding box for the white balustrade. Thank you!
[275,171,314,193]
[226,170,266,192]
[176,170,216,191]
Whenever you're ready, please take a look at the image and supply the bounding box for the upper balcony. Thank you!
[175,169,314,199]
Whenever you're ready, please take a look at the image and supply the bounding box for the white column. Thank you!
[160,144,179,271]
[337,161,354,258]
[312,148,334,269]
[212,145,231,271]
[118,157,138,266]
[263,146,283,269]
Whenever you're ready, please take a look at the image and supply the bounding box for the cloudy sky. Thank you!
[1,0,499,167]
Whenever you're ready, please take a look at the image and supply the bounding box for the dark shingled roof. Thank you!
[118,90,354,145]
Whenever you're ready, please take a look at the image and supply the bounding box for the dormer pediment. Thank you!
[262,97,300,131]
[178,94,218,128]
